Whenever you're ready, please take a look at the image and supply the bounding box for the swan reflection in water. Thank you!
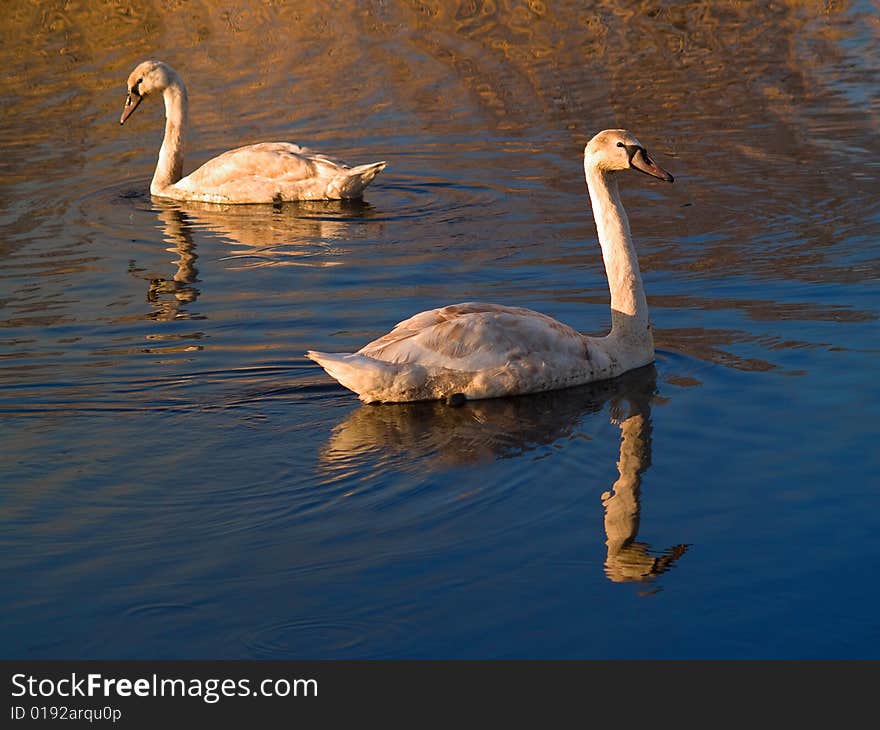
[132,204,201,322]
[157,197,376,270]
[134,198,379,321]
[599,367,689,586]
[320,364,688,587]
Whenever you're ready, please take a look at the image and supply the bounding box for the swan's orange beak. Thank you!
[120,92,142,125]
[630,146,674,183]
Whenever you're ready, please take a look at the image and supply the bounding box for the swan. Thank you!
[119,60,386,203]
[307,129,673,403]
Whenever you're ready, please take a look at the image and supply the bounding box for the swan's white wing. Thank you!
[174,143,383,202]
[180,143,333,187]
[358,302,588,371]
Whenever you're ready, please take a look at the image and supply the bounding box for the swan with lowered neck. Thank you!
[119,60,386,203]
[307,129,673,403]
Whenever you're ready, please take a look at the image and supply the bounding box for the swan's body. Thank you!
[308,129,673,403]
[120,60,386,203]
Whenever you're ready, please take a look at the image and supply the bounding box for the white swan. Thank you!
[307,129,673,403]
[119,60,386,203]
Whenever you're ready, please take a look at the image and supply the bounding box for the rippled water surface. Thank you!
[2,1,879,659]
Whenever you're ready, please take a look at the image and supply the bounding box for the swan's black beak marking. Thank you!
[628,145,674,183]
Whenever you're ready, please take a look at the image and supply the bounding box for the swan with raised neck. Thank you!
[307,128,674,403]
[120,59,386,203]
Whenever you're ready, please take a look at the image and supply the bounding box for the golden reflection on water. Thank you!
[320,365,689,587]
[1,1,876,369]
[2,0,875,272]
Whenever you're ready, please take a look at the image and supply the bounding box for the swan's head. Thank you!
[120,60,178,125]
[584,129,674,182]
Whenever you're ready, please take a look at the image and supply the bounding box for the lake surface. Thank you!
[2,0,879,659]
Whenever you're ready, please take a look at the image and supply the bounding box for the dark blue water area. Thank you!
[3,164,879,658]
[3,335,878,659]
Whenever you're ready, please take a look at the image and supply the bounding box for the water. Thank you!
[2,0,879,659]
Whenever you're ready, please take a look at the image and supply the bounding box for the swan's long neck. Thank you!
[151,78,188,194]
[584,165,653,357]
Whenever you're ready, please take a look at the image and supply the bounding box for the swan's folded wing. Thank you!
[358,302,588,371]
[181,143,326,189]
[175,143,381,202]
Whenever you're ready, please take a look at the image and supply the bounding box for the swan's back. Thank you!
[359,303,588,371]
[171,143,386,203]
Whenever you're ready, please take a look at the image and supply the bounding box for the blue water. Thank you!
[2,1,879,659]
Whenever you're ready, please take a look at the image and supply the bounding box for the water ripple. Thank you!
[240,614,415,659]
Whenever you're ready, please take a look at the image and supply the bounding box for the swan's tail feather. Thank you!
[350,161,387,177]
[307,349,408,402]
[336,161,386,199]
